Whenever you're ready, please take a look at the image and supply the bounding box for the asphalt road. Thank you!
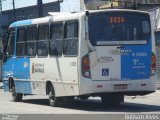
[0,83,160,120]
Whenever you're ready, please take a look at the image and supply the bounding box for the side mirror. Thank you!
[2,33,8,55]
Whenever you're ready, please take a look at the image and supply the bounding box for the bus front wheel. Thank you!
[11,86,23,102]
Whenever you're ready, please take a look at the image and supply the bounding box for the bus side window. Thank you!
[16,28,26,56]
[63,21,78,56]
[49,23,63,57]
[37,24,49,57]
[26,26,37,57]
[7,31,15,56]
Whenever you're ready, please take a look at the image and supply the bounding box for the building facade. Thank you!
[59,0,160,11]
[2,1,60,25]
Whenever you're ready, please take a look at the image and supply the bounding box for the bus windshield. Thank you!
[88,11,151,46]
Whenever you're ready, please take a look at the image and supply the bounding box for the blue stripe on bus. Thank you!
[3,58,32,94]
[121,38,152,80]
[13,58,30,79]
[10,20,32,27]
[14,81,32,94]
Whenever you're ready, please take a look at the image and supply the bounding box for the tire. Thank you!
[48,84,61,107]
[101,94,124,106]
[11,86,23,102]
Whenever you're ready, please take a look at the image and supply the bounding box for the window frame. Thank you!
[16,27,26,57]
[49,22,64,57]
[37,24,49,57]
[63,20,79,57]
[6,29,15,57]
[25,25,38,57]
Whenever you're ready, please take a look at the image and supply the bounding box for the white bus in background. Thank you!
[2,9,157,107]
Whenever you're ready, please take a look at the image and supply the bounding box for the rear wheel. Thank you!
[48,85,61,107]
[101,94,124,106]
[11,86,23,102]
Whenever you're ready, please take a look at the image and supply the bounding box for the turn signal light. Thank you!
[151,52,156,76]
[82,54,91,78]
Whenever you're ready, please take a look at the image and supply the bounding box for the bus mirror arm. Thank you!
[85,11,89,16]
[86,38,95,52]
[85,17,95,52]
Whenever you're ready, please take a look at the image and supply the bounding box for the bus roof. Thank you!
[9,9,149,28]
[88,9,149,14]
[9,12,81,28]
[10,17,52,28]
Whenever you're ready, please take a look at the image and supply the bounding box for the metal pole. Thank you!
[133,0,137,10]
[0,0,2,15]
[37,0,43,18]
[12,0,16,20]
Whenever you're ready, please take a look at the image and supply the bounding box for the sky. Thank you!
[2,0,57,11]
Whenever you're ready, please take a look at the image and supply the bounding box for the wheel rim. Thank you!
[49,91,55,104]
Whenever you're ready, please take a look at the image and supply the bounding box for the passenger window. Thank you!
[37,25,49,57]
[16,28,26,56]
[39,25,49,40]
[26,26,37,57]
[63,21,78,56]
[27,26,37,41]
[7,31,15,56]
[49,23,63,57]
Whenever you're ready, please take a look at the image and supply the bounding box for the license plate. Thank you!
[114,84,128,90]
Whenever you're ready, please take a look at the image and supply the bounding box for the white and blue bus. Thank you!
[2,9,157,106]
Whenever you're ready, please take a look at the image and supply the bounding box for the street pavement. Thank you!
[0,81,160,113]
[0,81,160,120]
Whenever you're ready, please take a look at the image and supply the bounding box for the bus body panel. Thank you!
[79,77,156,95]
[90,39,152,81]
[3,57,80,96]
[3,57,32,94]
[90,46,121,81]
[30,58,79,96]
[121,39,152,80]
